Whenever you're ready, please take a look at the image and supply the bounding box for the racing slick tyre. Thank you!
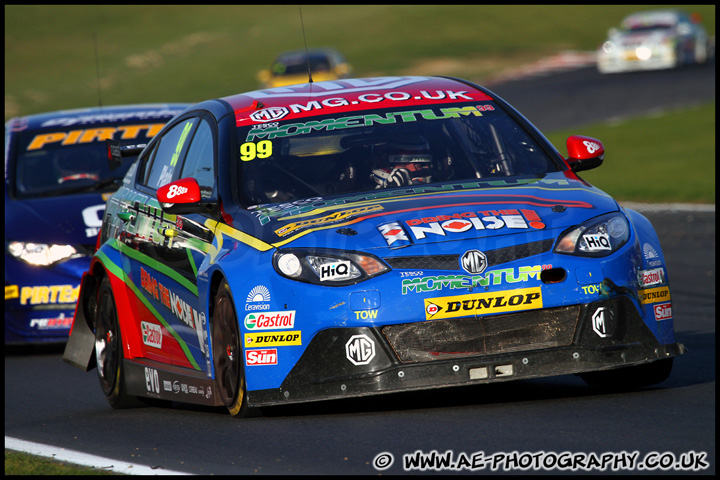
[580,358,674,391]
[94,277,143,408]
[212,279,249,417]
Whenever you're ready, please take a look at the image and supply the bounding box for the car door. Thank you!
[126,114,217,372]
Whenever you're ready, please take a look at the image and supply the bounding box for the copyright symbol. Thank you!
[373,452,394,471]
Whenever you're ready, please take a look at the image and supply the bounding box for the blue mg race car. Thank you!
[5,104,187,344]
[62,77,683,415]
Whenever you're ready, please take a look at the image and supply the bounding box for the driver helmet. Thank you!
[372,134,434,188]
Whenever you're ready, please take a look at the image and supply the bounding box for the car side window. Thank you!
[180,119,215,198]
[143,118,197,190]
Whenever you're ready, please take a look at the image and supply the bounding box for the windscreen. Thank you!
[237,102,562,207]
[10,123,162,199]
[622,13,678,32]
[273,54,332,77]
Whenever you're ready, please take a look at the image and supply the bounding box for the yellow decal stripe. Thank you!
[203,219,274,259]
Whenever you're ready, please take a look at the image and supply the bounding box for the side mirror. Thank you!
[157,177,217,215]
[106,139,147,170]
[566,135,604,173]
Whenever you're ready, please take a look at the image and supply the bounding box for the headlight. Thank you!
[554,213,630,257]
[7,241,80,266]
[635,46,652,61]
[602,41,616,53]
[273,249,389,285]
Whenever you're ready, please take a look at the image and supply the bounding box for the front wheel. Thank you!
[94,277,141,408]
[212,279,249,417]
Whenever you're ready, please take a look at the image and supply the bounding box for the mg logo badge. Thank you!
[345,334,376,365]
[592,307,614,338]
[460,250,488,274]
[249,107,289,123]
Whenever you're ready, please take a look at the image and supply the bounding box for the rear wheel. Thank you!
[580,358,674,391]
[212,279,249,417]
[94,277,141,408]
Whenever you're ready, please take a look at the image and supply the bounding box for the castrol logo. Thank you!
[639,268,664,287]
[244,310,296,330]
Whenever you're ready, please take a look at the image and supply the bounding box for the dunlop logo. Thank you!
[244,331,302,347]
[424,287,543,320]
[639,286,671,305]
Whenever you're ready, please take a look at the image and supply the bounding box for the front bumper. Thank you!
[597,49,676,73]
[5,256,88,344]
[248,296,684,407]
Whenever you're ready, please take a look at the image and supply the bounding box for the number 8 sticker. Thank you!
[240,140,272,161]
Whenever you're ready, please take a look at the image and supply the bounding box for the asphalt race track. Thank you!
[5,60,715,475]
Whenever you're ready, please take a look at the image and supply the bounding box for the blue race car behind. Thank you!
[5,104,187,344]
[62,77,683,415]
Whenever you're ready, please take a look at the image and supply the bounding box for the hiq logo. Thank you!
[583,233,611,251]
[319,260,352,281]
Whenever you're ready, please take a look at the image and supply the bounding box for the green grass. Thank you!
[5,5,715,119]
[4,5,715,205]
[545,102,715,204]
[5,450,118,475]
